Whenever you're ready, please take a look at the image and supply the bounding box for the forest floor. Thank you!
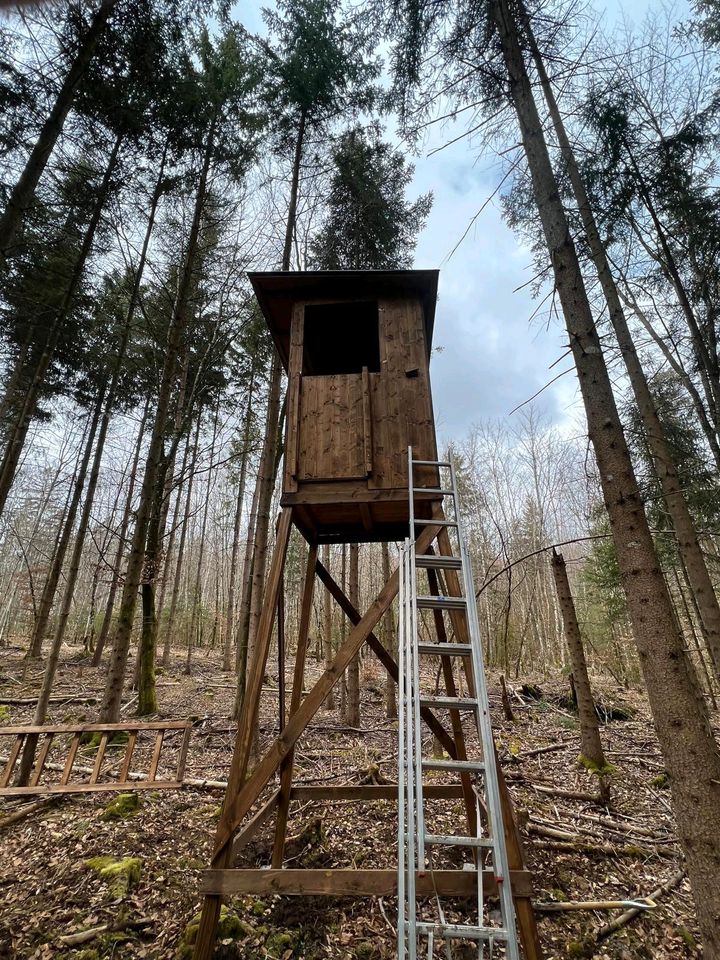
[0,644,705,960]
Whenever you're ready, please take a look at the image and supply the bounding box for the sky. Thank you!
[239,0,681,447]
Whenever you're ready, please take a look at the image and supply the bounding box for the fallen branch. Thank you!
[519,742,568,759]
[530,784,600,802]
[0,796,60,829]
[0,695,100,706]
[596,870,685,940]
[537,899,656,913]
[58,916,153,946]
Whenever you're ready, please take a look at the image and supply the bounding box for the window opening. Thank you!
[302,301,380,376]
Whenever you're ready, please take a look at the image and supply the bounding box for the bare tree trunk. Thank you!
[345,543,361,727]
[492,1,720,949]
[323,544,335,709]
[550,550,609,802]
[155,431,191,644]
[523,10,720,679]
[26,382,106,658]
[93,400,149,665]
[233,469,261,717]
[0,0,118,263]
[161,416,201,667]
[382,542,397,719]
[223,377,255,671]
[48,381,114,653]
[185,405,220,676]
[245,356,283,668]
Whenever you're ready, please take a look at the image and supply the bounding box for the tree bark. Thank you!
[345,543,361,727]
[550,550,609,801]
[48,379,115,653]
[233,466,261,717]
[184,404,220,676]
[161,416,201,667]
[492,1,720,950]
[0,0,118,263]
[382,542,397,719]
[93,400,149,665]
[223,375,255,671]
[323,544,335,709]
[523,10,720,680]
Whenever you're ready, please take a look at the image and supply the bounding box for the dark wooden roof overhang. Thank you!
[248,269,439,372]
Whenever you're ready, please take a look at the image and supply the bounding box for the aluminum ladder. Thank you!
[398,448,520,959]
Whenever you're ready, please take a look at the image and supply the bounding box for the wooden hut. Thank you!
[249,269,440,543]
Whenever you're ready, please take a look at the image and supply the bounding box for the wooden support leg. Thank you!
[277,576,286,732]
[192,508,293,960]
[496,744,543,960]
[272,543,317,868]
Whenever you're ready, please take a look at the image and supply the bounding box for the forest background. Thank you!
[3,0,720,950]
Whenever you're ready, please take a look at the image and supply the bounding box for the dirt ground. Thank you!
[0,644,703,959]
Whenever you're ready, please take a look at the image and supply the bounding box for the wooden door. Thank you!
[296,374,367,481]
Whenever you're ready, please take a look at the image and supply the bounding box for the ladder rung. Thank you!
[417,595,466,610]
[422,757,485,772]
[419,696,478,710]
[413,518,457,527]
[412,459,451,467]
[425,833,494,848]
[413,487,454,496]
[417,642,472,656]
[415,922,510,941]
[415,554,462,570]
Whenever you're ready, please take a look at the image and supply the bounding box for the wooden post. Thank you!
[272,543,317,867]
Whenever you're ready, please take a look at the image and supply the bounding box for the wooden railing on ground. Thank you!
[0,720,193,796]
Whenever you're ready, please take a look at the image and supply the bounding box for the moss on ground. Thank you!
[577,753,617,777]
[177,906,254,959]
[0,704,10,722]
[85,856,142,897]
[100,793,141,820]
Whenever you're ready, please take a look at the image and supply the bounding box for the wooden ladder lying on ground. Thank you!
[0,720,193,796]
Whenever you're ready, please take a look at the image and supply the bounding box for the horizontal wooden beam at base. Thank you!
[200,868,532,899]
[0,721,192,736]
[289,784,465,801]
[0,780,183,797]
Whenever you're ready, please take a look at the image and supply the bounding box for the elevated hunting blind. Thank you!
[249,269,440,542]
[191,269,541,960]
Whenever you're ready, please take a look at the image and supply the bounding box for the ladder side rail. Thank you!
[404,542,418,960]
[398,540,408,960]
[409,558,425,867]
[451,459,521,960]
